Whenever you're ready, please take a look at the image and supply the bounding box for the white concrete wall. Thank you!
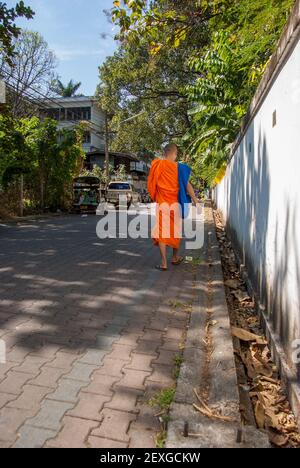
[213,37,300,372]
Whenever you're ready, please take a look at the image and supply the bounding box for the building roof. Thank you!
[87,150,139,162]
[41,96,97,106]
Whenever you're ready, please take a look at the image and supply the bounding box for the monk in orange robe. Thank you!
[147,143,188,270]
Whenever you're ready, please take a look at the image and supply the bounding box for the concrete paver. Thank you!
[0,213,202,447]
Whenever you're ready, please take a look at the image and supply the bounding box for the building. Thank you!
[39,96,150,187]
[39,96,105,153]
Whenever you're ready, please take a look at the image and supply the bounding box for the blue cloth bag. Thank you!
[178,163,192,218]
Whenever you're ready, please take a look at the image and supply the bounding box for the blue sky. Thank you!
[7,0,118,96]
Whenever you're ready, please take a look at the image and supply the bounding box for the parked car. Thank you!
[106,181,140,209]
[73,176,101,214]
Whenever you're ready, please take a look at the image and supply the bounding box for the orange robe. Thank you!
[147,159,181,249]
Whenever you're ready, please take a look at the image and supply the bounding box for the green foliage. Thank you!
[149,387,176,410]
[81,164,107,184]
[173,354,184,379]
[91,164,103,180]
[0,113,85,211]
[111,0,224,48]
[103,0,294,185]
[97,37,192,156]
[0,1,34,64]
[148,385,176,447]
[184,31,247,184]
[51,79,82,97]
[113,163,127,181]
[184,0,294,184]
[155,430,167,448]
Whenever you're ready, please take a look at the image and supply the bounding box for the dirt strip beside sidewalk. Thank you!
[166,203,270,448]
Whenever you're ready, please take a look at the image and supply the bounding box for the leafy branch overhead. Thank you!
[0,1,35,65]
[99,0,294,185]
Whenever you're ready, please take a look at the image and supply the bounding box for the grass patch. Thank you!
[168,299,185,309]
[168,299,193,313]
[185,255,203,266]
[149,388,176,448]
[149,387,176,411]
[155,430,167,448]
[173,354,184,379]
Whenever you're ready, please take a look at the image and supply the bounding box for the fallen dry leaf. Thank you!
[259,376,279,385]
[250,345,273,377]
[232,290,251,303]
[231,326,266,344]
[240,349,257,380]
[255,400,265,429]
[268,431,289,447]
[247,316,259,327]
[265,409,286,431]
[224,279,240,289]
[214,207,300,448]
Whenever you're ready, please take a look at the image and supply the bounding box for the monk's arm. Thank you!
[147,168,157,201]
[187,181,199,205]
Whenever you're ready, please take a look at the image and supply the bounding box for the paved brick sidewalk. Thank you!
[0,214,201,448]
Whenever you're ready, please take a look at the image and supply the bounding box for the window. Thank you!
[66,107,91,121]
[108,183,131,190]
[40,106,92,122]
[83,132,91,144]
[40,108,60,120]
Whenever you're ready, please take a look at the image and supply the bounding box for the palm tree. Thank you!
[51,79,82,97]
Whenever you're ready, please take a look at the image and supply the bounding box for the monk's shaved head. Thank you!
[164,143,178,156]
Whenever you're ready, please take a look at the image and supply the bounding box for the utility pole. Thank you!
[0,79,6,105]
[104,111,110,184]
[0,79,6,114]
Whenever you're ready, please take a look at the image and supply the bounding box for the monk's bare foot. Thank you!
[171,256,184,265]
[155,264,168,271]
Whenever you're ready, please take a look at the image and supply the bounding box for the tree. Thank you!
[97,1,218,157]
[183,31,247,185]
[51,79,82,97]
[0,112,29,187]
[91,164,103,181]
[98,1,234,157]
[104,0,294,184]
[111,0,227,49]
[184,0,294,184]
[46,123,85,208]
[113,163,127,181]
[0,113,85,212]
[0,1,34,65]
[97,38,193,156]
[0,30,57,116]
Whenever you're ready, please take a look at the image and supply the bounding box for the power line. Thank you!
[3,81,74,120]
[0,67,104,137]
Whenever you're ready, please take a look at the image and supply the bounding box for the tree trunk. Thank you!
[19,174,24,217]
[40,177,44,211]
